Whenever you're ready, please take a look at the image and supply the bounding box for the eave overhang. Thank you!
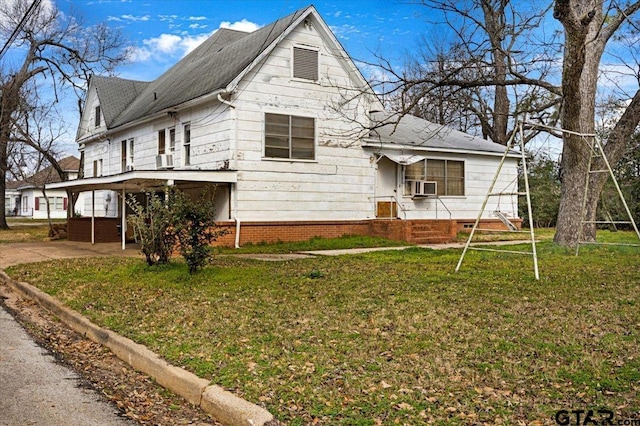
[45,169,238,193]
[362,140,521,159]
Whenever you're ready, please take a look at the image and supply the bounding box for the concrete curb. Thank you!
[0,271,276,426]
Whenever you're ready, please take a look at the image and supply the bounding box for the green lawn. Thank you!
[6,231,640,425]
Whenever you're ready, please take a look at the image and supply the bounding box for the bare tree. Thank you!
[0,0,128,229]
[368,0,640,247]
[369,0,562,145]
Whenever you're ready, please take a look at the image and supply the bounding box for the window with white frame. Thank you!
[128,138,135,168]
[169,127,176,153]
[121,140,127,171]
[264,113,315,160]
[95,105,101,127]
[158,129,166,154]
[293,46,319,81]
[404,159,465,196]
[158,127,176,155]
[93,159,103,177]
[36,196,67,211]
[183,123,191,166]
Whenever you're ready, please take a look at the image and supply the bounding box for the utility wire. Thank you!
[0,0,42,62]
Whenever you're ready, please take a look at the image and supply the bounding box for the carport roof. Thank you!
[45,169,237,192]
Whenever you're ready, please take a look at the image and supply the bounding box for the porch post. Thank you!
[121,188,126,250]
[91,190,95,245]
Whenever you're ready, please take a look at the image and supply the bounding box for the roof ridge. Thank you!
[106,4,315,128]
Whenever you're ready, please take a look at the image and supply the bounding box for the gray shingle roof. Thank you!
[93,76,149,125]
[95,6,311,129]
[6,156,80,189]
[367,112,510,155]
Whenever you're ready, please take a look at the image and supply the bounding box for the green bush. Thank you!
[170,189,227,274]
[126,187,226,273]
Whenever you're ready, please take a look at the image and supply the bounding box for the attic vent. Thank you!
[293,46,318,81]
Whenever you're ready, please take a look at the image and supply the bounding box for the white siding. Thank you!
[230,19,377,221]
[82,105,235,175]
[395,154,519,220]
[77,85,105,142]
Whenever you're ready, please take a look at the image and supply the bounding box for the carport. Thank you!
[46,169,237,250]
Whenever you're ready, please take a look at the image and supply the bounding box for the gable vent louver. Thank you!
[293,46,318,81]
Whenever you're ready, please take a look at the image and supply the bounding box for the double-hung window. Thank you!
[265,113,315,160]
[404,159,465,196]
[128,139,135,168]
[183,123,191,166]
[158,127,175,155]
[158,129,166,155]
[168,127,176,153]
[121,140,127,171]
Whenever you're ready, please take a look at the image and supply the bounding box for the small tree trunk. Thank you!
[0,128,11,230]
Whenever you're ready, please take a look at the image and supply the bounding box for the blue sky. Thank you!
[59,0,431,82]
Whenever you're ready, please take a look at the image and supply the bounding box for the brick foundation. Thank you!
[214,220,371,246]
[67,217,522,246]
[68,217,123,243]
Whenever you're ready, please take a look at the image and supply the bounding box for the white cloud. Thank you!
[189,23,208,30]
[145,33,182,53]
[330,24,360,41]
[127,18,261,66]
[116,14,150,22]
[189,16,207,21]
[219,19,260,33]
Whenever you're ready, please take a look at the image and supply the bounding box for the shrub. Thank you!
[126,187,227,273]
[126,191,175,266]
[170,189,227,274]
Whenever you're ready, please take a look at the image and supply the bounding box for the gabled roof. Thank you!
[7,156,80,191]
[93,6,316,130]
[93,76,149,126]
[365,112,515,157]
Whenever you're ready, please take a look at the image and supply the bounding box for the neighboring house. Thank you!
[5,181,21,217]
[48,5,519,246]
[6,156,83,219]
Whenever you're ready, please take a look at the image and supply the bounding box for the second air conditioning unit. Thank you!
[408,180,437,197]
[156,154,174,169]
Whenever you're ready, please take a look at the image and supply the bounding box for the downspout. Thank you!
[218,92,241,250]
[217,93,234,109]
[234,217,241,249]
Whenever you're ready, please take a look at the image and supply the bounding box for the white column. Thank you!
[121,188,126,250]
[91,190,95,245]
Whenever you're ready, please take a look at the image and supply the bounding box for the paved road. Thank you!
[0,304,135,426]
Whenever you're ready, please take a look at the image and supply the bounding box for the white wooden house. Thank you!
[7,156,84,219]
[48,5,519,246]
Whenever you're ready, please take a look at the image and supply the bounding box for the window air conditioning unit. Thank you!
[126,165,135,172]
[408,180,437,197]
[156,154,174,169]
